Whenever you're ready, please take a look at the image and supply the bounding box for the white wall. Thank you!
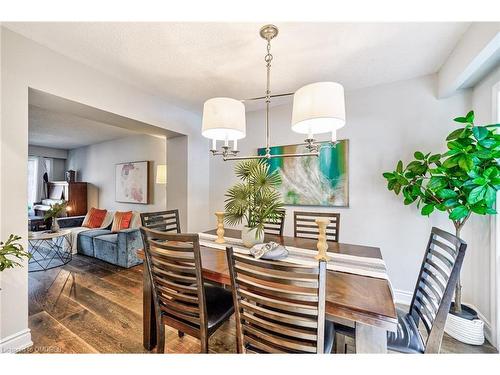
[210,74,477,302]
[0,27,210,352]
[167,136,188,231]
[66,134,167,213]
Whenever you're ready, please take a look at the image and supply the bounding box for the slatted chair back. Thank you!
[409,227,467,353]
[226,246,327,353]
[140,209,181,233]
[140,228,208,342]
[294,211,340,242]
[263,210,286,237]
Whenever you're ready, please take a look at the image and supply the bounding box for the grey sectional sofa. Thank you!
[58,215,143,269]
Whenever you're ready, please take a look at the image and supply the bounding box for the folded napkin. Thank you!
[250,242,289,260]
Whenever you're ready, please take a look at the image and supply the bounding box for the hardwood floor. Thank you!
[25,254,497,354]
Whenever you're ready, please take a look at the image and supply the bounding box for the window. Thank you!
[27,156,53,212]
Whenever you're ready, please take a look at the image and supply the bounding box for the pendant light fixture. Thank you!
[201,24,346,161]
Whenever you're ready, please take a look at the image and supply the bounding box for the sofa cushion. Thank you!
[95,233,118,244]
[111,211,133,232]
[94,234,119,265]
[67,226,92,254]
[82,208,108,228]
[77,229,112,257]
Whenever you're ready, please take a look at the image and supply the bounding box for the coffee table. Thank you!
[28,229,73,272]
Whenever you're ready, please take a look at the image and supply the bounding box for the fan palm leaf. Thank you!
[224,159,284,232]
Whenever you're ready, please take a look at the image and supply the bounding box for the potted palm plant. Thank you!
[44,201,68,232]
[383,110,499,344]
[224,159,284,247]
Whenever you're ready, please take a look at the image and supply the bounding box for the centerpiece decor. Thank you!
[0,234,30,272]
[44,201,68,232]
[383,110,499,344]
[224,160,284,248]
[314,218,331,261]
[214,211,226,244]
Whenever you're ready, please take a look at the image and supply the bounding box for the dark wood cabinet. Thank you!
[47,181,88,217]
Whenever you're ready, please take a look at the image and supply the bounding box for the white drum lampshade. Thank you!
[202,97,246,141]
[291,82,346,135]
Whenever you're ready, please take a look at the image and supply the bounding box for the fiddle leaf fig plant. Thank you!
[224,159,284,238]
[383,111,499,314]
[0,234,31,272]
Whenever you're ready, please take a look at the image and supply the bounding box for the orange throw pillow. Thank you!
[111,211,133,232]
[82,208,108,228]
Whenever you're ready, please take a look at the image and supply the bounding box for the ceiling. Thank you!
[28,89,176,150]
[8,22,470,112]
[29,105,141,149]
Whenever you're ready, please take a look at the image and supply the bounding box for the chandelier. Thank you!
[201,24,346,161]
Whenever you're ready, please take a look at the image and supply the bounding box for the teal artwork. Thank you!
[258,140,349,207]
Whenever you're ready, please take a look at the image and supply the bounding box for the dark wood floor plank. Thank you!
[60,309,146,353]
[63,262,143,315]
[75,254,143,281]
[29,268,85,320]
[64,280,143,333]
[26,311,98,353]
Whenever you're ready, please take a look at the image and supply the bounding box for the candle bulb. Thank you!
[224,136,229,147]
[212,139,216,151]
[308,126,313,140]
[331,130,337,143]
[233,139,238,151]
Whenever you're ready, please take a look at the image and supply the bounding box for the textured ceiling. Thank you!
[8,22,470,112]
[29,105,140,149]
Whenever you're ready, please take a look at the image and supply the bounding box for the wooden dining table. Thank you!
[137,228,398,353]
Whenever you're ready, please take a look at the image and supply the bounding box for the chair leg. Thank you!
[178,331,185,338]
[156,324,165,354]
[200,335,209,353]
[335,333,346,354]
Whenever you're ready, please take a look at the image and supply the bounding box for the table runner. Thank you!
[198,232,389,281]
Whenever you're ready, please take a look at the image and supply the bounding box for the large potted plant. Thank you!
[0,235,30,272]
[383,111,499,344]
[224,159,284,247]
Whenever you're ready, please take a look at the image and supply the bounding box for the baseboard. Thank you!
[0,328,33,353]
[394,289,413,306]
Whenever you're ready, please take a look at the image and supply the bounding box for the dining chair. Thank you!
[226,246,335,353]
[140,228,234,353]
[263,209,286,237]
[335,226,467,354]
[140,209,181,233]
[294,211,340,242]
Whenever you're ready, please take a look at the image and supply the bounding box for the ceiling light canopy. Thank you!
[201,25,346,161]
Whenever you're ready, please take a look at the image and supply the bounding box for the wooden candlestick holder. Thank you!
[315,217,331,261]
[215,212,225,244]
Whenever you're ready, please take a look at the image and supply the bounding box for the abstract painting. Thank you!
[115,161,149,204]
[258,140,349,207]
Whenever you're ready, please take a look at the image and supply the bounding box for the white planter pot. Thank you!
[445,313,485,346]
[241,226,264,248]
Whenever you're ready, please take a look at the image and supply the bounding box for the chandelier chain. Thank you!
[265,38,272,153]
[207,25,327,161]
